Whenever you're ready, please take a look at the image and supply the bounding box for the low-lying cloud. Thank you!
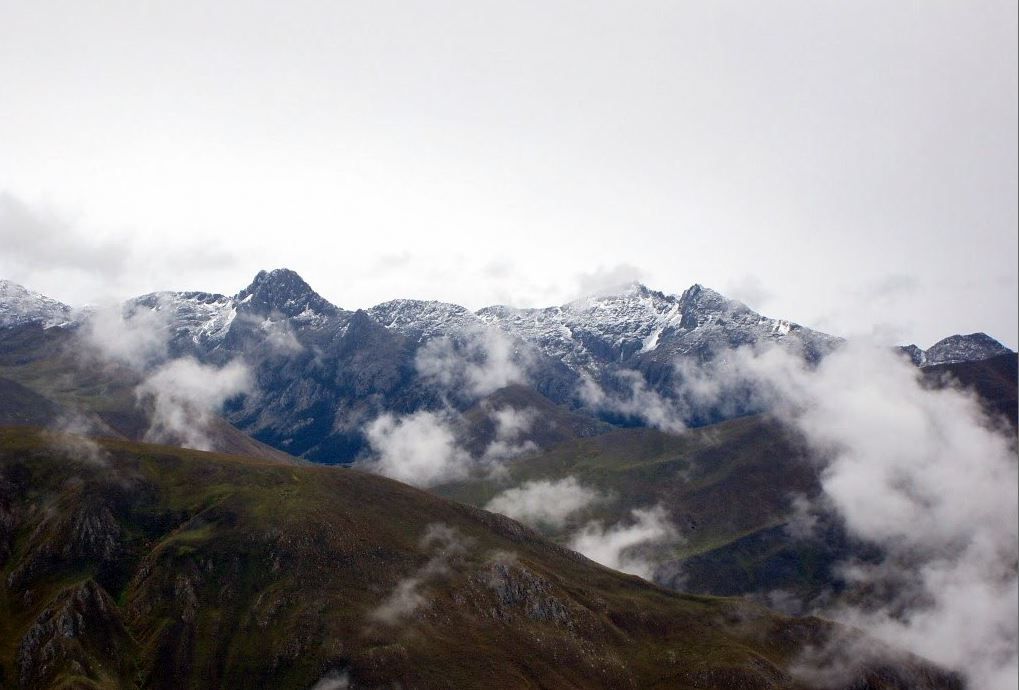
[416,327,531,399]
[361,403,543,486]
[485,477,601,529]
[369,523,469,626]
[360,411,471,487]
[135,357,253,451]
[569,505,677,580]
[579,370,686,433]
[481,405,538,463]
[81,302,170,370]
[680,341,1018,689]
[42,412,110,466]
[307,670,350,690]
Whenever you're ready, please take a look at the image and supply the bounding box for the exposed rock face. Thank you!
[0,280,74,329]
[483,561,575,627]
[922,332,1011,366]
[16,579,135,689]
[6,494,123,593]
[900,332,1011,367]
[0,430,971,690]
[1,270,1011,465]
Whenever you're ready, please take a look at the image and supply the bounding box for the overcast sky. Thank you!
[1,1,1016,348]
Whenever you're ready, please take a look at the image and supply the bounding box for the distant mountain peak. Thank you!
[906,332,1013,367]
[235,268,338,319]
[0,279,75,328]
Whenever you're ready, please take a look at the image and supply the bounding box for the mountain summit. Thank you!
[900,332,1011,367]
[235,268,338,319]
[0,280,74,329]
[0,271,1013,463]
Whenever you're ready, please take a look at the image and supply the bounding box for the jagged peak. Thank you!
[919,332,1012,367]
[0,278,76,328]
[238,268,312,297]
[235,268,338,318]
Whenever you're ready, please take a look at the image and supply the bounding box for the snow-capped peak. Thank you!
[367,299,481,340]
[235,268,339,320]
[904,333,1012,367]
[0,279,76,329]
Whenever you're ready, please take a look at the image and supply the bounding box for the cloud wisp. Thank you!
[42,412,110,466]
[81,301,170,371]
[485,477,602,529]
[569,505,677,580]
[135,357,253,451]
[415,327,532,400]
[480,405,538,463]
[359,411,471,487]
[360,403,544,487]
[678,341,1018,689]
[579,370,687,434]
[369,523,470,626]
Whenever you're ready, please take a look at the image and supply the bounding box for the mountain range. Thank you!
[0,270,1010,463]
[0,269,1014,689]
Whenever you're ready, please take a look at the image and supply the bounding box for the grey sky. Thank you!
[1,0,1016,348]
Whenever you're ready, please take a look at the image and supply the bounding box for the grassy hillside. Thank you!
[0,326,298,465]
[436,354,1019,605]
[434,415,844,600]
[0,428,957,690]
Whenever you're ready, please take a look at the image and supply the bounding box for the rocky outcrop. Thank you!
[16,579,135,689]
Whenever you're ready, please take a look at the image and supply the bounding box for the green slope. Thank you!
[0,428,956,690]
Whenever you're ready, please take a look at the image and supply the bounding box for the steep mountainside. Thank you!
[0,428,960,690]
[436,353,1019,608]
[900,332,1011,367]
[0,270,1012,464]
[0,323,299,465]
[0,281,74,330]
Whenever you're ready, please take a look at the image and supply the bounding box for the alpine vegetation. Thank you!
[369,523,470,626]
[684,341,1019,689]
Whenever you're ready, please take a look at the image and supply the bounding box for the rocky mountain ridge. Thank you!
[0,279,76,330]
[3,271,1008,368]
[0,270,1012,464]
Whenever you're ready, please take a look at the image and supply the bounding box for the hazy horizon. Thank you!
[2,1,1016,349]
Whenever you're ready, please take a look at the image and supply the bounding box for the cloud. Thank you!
[81,301,170,370]
[307,671,350,690]
[415,327,531,399]
[251,312,304,355]
[569,505,677,580]
[860,273,920,302]
[480,405,538,463]
[0,191,127,280]
[724,274,775,310]
[42,412,110,466]
[360,411,471,487]
[574,264,646,299]
[485,477,602,528]
[369,523,469,625]
[135,357,253,451]
[0,190,236,305]
[681,341,1018,689]
[579,370,686,433]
